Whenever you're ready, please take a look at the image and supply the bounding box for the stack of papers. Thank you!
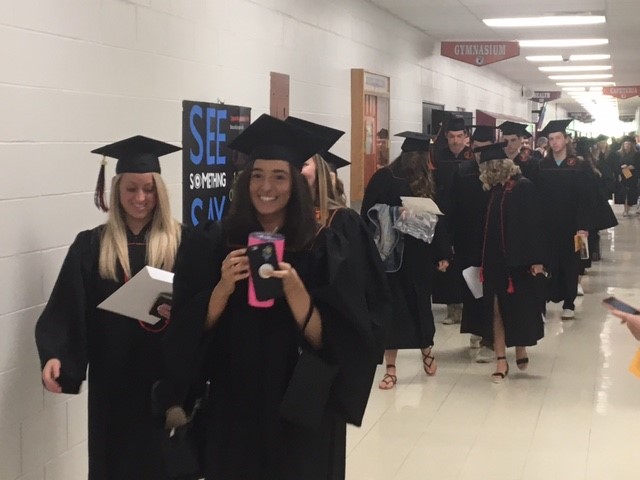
[97,266,174,324]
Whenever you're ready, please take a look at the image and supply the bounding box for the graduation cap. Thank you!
[474,141,509,163]
[622,135,636,144]
[228,114,326,169]
[595,134,609,142]
[395,131,433,152]
[539,119,573,137]
[444,117,468,133]
[471,125,497,143]
[323,151,350,171]
[284,116,344,155]
[91,135,181,212]
[498,121,529,137]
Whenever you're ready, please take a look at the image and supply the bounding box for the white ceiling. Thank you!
[369,0,640,119]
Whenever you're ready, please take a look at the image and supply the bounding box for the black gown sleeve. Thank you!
[360,168,391,225]
[310,213,390,426]
[159,222,225,408]
[507,179,547,268]
[34,229,98,394]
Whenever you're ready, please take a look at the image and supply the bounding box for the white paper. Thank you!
[400,196,444,215]
[463,266,483,299]
[97,266,174,324]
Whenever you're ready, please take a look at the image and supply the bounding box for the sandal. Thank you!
[378,364,397,390]
[491,356,509,383]
[515,347,529,371]
[421,348,437,376]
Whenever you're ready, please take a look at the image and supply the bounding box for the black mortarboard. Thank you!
[622,135,635,143]
[228,114,326,168]
[471,125,496,143]
[522,129,533,139]
[284,116,344,155]
[395,131,433,152]
[498,121,529,137]
[445,117,468,133]
[539,119,573,137]
[474,141,509,163]
[323,151,350,171]
[91,135,181,212]
[595,134,609,142]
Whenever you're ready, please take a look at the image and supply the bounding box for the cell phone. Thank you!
[149,293,172,319]
[602,296,640,315]
[247,242,284,301]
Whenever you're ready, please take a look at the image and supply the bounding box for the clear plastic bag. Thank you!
[393,209,439,243]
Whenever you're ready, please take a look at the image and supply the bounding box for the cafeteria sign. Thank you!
[441,41,519,67]
[603,86,640,100]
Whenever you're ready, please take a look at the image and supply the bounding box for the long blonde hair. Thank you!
[99,173,181,281]
[312,155,343,225]
[479,159,521,191]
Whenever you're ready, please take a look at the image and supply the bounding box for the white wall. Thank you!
[0,0,529,478]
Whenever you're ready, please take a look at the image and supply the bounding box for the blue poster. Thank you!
[182,100,251,227]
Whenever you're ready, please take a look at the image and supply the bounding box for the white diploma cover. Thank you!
[462,266,483,299]
[97,266,174,324]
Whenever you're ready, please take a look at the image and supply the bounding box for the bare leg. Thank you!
[420,346,437,376]
[378,350,398,390]
[515,346,529,371]
[492,296,508,382]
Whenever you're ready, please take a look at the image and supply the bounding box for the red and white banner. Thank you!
[603,86,640,99]
[441,41,519,67]
[530,91,562,102]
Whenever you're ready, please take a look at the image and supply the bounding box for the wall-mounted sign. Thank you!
[603,86,640,99]
[441,41,519,66]
[182,100,251,227]
[530,91,562,102]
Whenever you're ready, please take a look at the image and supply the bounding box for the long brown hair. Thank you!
[388,151,436,198]
[223,160,317,251]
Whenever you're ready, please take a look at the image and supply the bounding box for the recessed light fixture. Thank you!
[526,54,611,62]
[556,81,616,86]
[520,39,609,48]
[539,65,612,72]
[484,15,605,28]
[549,74,613,80]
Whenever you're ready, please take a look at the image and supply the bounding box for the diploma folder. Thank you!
[97,266,174,324]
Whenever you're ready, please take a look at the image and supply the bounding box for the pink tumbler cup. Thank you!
[247,232,285,308]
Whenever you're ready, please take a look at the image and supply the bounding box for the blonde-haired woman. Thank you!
[476,143,546,383]
[35,136,184,479]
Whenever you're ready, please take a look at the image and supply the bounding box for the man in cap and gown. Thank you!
[534,119,594,320]
[499,121,540,182]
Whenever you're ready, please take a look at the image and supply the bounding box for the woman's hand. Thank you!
[437,260,449,272]
[42,358,62,393]
[609,310,640,341]
[157,303,171,320]
[530,264,545,276]
[269,262,306,297]
[218,248,249,296]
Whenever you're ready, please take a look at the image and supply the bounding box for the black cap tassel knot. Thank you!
[94,156,109,212]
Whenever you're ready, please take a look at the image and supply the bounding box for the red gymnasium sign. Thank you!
[603,86,640,99]
[441,41,520,66]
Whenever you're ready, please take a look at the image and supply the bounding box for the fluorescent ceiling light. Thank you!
[539,65,611,72]
[556,81,615,86]
[549,74,613,80]
[484,15,605,28]
[520,39,609,48]
[526,54,611,62]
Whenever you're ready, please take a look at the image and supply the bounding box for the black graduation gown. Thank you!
[431,146,475,304]
[534,156,593,309]
[481,177,545,347]
[448,161,492,339]
[612,150,640,205]
[161,221,381,480]
[35,224,184,480]
[361,167,450,349]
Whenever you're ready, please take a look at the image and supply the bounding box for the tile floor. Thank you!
[346,209,640,480]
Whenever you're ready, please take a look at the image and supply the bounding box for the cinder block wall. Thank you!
[0,1,530,478]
